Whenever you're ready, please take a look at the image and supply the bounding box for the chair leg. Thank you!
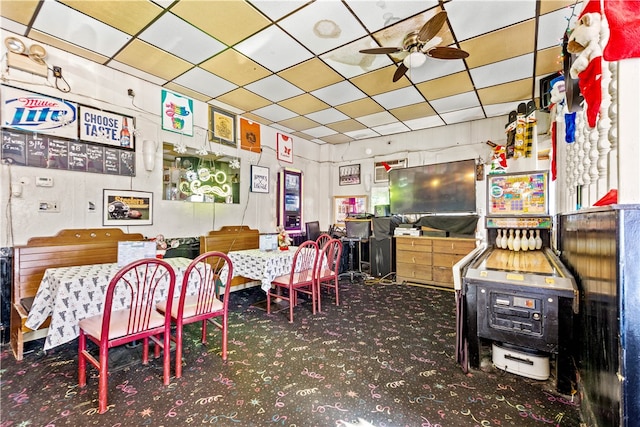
[78,331,87,387]
[334,277,340,306]
[317,280,322,312]
[98,343,109,414]
[221,314,228,361]
[266,289,272,314]
[163,330,171,385]
[288,285,294,323]
[175,323,183,379]
[201,319,208,344]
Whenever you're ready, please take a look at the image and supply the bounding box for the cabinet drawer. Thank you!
[396,237,432,251]
[396,251,432,266]
[397,263,433,281]
[432,239,475,254]
[432,266,454,284]
[432,252,469,268]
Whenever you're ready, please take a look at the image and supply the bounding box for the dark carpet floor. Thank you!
[0,279,583,426]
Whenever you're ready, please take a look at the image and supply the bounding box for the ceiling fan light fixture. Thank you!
[403,51,426,69]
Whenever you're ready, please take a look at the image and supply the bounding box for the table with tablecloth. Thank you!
[25,257,195,351]
[224,248,299,292]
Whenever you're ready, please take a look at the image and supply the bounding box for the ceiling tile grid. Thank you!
[1,0,583,145]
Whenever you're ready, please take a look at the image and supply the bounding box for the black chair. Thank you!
[339,219,371,282]
[305,221,321,242]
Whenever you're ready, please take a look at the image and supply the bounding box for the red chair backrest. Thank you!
[289,240,319,283]
[101,258,176,339]
[316,233,331,248]
[319,238,343,277]
[178,251,233,318]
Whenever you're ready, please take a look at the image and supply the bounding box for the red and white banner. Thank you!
[277,133,293,163]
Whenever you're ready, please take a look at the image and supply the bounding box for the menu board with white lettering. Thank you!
[0,129,135,176]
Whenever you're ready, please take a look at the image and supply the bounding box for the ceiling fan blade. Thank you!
[417,11,448,43]
[427,46,470,60]
[392,63,409,82]
[360,47,402,55]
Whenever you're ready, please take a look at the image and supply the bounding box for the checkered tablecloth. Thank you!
[25,257,195,351]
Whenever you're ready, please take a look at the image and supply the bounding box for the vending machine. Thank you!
[277,168,303,234]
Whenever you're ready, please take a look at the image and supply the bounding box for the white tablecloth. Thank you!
[25,257,194,351]
[224,248,299,292]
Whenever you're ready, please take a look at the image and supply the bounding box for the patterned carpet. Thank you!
[0,279,583,426]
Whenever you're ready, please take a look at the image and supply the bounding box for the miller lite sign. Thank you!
[2,85,78,139]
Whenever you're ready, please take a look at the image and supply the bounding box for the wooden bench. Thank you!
[10,228,145,361]
[199,225,259,288]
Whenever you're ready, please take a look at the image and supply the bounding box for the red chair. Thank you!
[157,252,233,378]
[267,240,319,322]
[316,238,343,312]
[78,258,176,414]
[316,233,332,249]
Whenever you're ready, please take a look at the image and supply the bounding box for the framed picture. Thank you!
[250,165,269,193]
[339,164,361,185]
[103,189,153,226]
[209,107,236,146]
[161,90,194,136]
[333,195,368,225]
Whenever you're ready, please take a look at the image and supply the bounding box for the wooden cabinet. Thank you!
[395,236,475,288]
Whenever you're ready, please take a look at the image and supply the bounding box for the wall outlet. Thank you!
[36,176,54,187]
[38,201,59,212]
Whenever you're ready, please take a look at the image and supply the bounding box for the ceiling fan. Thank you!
[359,11,469,82]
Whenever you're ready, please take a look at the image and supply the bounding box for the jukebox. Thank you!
[459,171,578,394]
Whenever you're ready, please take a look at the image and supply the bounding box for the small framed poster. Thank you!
[103,189,153,226]
[250,165,269,193]
[161,90,194,136]
[339,164,361,186]
[210,107,236,146]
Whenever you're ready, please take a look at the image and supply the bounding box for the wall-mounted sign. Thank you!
[209,106,236,146]
[79,105,135,149]
[240,117,261,152]
[277,133,293,163]
[161,89,193,136]
[2,85,78,139]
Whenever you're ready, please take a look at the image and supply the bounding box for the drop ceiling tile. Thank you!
[302,125,338,138]
[277,116,320,132]
[2,17,26,35]
[461,20,535,69]
[372,86,425,110]
[366,9,444,56]
[173,67,237,98]
[277,58,344,92]
[356,110,397,128]
[539,0,581,16]
[33,1,131,56]
[28,30,109,65]
[441,106,486,124]
[138,12,226,64]
[390,102,436,121]
[216,88,272,112]
[538,7,578,50]
[335,98,384,118]
[326,119,368,133]
[416,71,474,101]
[471,53,534,89]
[321,37,393,79]
[405,56,467,83]
[59,0,162,36]
[245,74,304,103]
[319,133,354,144]
[108,59,168,86]
[1,0,39,26]
[250,0,308,21]
[252,104,297,122]
[235,25,313,73]
[270,123,295,134]
[311,81,367,106]
[372,121,411,136]
[345,128,381,140]
[278,94,330,115]
[445,0,536,41]
[279,1,367,55]
[350,66,411,96]
[536,46,563,76]
[292,131,316,141]
[477,79,532,105]
[114,39,192,81]
[404,114,446,130]
[200,49,270,86]
[305,108,349,124]
[171,0,270,46]
[430,91,480,114]
[345,0,439,32]
[242,112,272,126]
[484,101,522,118]
[163,81,212,102]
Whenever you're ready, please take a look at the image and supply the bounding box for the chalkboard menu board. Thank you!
[0,129,135,176]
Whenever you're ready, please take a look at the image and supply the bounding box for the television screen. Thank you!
[389,159,477,214]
